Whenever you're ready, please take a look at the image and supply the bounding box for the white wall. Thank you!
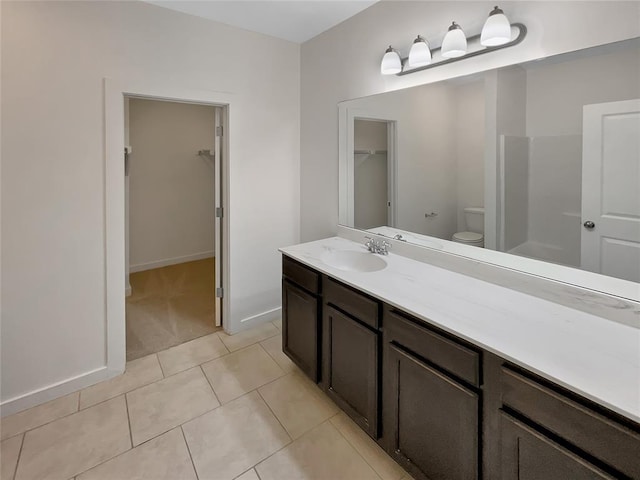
[300,0,640,243]
[490,66,527,250]
[128,98,215,271]
[354,119,387,151]
[526,46,640,137]
[528,135,582,265]
[502,136,530,251]
[454,81,485,233]
[1,1,299,412]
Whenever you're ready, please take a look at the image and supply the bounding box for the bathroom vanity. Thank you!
[280,237,640,480]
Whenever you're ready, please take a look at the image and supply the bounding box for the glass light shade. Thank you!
[408,36,431,68]
[481,6,512,46]
[381,46,402,75]
[441,22,467,58]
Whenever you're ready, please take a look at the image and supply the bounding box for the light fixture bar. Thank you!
[396,22,527,76]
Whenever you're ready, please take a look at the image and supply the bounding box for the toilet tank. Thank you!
[464,207,485,233]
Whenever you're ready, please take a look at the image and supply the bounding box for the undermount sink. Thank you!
[321,250,387,272]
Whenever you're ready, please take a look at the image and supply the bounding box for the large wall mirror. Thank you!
[339,38,640,300]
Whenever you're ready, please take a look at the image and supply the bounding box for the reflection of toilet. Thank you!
[452,207,485,247]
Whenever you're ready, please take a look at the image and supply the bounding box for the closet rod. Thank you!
[354,149,387,155]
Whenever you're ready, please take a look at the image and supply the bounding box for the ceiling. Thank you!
[144,1,379,43]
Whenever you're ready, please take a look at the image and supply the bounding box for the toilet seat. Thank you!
[452,231,484,245]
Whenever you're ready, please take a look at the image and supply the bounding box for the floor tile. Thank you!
[79,354,163,409]
[77,428,196,480]
[258,373,338,439]
[260,335,296,373]
[14,396,130,480]
[158,333,228,377]
[127,367,219,446]
[201,344,284,404]
[271,318,282,330]
[256,421,380,480]
[331,412,405,480]
[1,434,23,480]
[234,469,260,480]
[1,393,79,441]
[218,322,279,352]
[182,391,290,480]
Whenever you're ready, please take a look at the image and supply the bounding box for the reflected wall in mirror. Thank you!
[339,38,640,286]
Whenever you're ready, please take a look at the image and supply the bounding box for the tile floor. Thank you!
[126,258,220,361]
[1,321,413,480]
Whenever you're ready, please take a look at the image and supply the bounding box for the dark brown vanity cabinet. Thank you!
[282,256,321,382]
[383,307,481,480]
[322,277,381,438]
[281,254,640,480]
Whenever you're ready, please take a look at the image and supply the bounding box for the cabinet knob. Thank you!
[583,220,595,230]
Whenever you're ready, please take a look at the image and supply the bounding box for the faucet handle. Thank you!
[364,236,375,251]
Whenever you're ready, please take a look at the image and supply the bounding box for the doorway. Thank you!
[338,114,398,230]
[124,97,225,360]
[353,119,391,230]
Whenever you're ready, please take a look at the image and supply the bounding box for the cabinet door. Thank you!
[384,343,479,480]
[282,280,319,382]
[324,305,379,438]
[500,412,617,480]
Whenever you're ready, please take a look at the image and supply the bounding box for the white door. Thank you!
[214,107,223,326]
[582,99,640,282]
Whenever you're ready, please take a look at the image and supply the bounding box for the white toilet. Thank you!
[452,207,485,247]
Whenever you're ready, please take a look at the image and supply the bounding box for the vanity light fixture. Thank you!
[381,46,403,74]
[380,6,526,76]
[408,35,432,68]
[441,22,467,58]
[481,6,512,46]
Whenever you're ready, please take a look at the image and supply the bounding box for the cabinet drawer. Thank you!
[283,255,320,294]
[501,366,640,479]
[385,308,480,387]
[324,277,379,329]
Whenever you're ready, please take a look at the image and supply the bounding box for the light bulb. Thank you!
[441,22,467,58]
[381,46,402,75]
[408,36,432,68]
[481,6,512,46]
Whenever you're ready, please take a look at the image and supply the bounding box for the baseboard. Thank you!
[129,251,214,273]
[0,365,122,417]
[226,307,282,335]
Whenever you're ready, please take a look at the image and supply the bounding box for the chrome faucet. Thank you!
[364,236,391,255]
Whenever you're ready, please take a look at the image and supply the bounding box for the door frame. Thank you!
[104,78,231,375]
[340,107,398,228]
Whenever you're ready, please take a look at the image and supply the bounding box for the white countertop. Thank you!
[280,236,640,424]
